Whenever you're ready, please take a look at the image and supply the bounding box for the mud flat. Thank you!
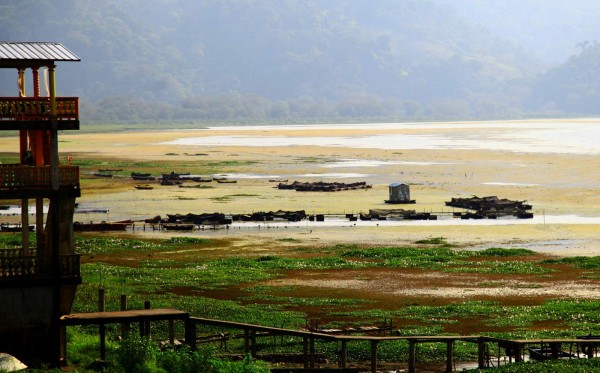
[2,118,599,255]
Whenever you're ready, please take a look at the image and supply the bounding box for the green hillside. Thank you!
[0,0,597,122]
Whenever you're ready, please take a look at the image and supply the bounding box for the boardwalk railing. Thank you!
[0,252,80,280]
[0,97,78,121]
[61,293,600,372]
[0,164,79,190]
[66,310,600,372]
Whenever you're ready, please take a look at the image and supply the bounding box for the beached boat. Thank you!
[134,185,154,190]
[160,179,183,186]
[215,178,237,183]
[0,223,34,232]
[163,223,195,231]
[162,172,191,179]
[189,177,213,182]
[131,172,156,180]
[98,168,123,172]
[93,172,113,178]
[73,221,130,232]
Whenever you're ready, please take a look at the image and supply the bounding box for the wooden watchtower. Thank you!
[0,42,81,367]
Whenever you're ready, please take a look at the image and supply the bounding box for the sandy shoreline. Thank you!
[1,119,599,256]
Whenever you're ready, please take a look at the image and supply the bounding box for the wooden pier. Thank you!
[58,291,600,372]
[60,310,600,372]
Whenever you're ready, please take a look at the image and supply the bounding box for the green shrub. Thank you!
[115,335,159,373]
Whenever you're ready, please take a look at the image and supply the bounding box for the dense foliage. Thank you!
[1,0,599,122]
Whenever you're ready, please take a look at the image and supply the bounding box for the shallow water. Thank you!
[164,120,600,155]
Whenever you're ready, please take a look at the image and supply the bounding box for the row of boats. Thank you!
[93,170,237,184]
[132,171,237,185]
[277,181,371,192]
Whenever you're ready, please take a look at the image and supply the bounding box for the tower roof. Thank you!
[0,42,80,67]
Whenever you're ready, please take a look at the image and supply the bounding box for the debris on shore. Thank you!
[445,195,533,219]
[277,181,371,192]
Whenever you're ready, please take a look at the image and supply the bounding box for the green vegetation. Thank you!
[414,236,452,245]
[477,247,536,257]
[542,256,600,270]
[4,232,597,371]
[210,194,260,202]
[465,358,600,372]
[69,333,268,373]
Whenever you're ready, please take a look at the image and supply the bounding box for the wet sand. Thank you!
[2,119,599,255]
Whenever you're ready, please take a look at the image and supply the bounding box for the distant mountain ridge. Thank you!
[0,0,597,122]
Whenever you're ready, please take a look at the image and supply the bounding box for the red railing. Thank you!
[0,164,79,190]
[0,250,80,280]
[0,97,79,121]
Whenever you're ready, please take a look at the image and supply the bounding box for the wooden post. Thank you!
[21,199,29,253]
[445,340,453,373]
[303,336,308,369]
[144,301,151,337]
[120,294,130,337]
[251,330,257,358]
[98,288,105,312]
[550,342,560,360]
[339,340,347,368]
[514,343,523,362]
[370,340,379,373]
[309,335,315,368]
[60,325,67,365]
[184,317,196,351]
[98,288,106,360]
[408,340,416,373]
[169,320,175,345]
[244,329,250,355]
[477,338,486,369]
[36,198,44,254]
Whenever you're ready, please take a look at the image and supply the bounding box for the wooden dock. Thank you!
[59,295,600,372]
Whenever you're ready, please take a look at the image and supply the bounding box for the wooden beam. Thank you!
[370,340,378,373]
[339,340,347,368]
[445,340,453,373]
[408,340,416,373]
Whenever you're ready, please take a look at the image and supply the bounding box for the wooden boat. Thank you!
[160,179,183,186]
[131,172,152,177]
[73,221,129,232]
[0,223,34,232]
[216,178,237,183]
[189,177,213,182]
[163,223,195,231]
[162,172,191,179]
[98,168,123,172]
[93,172,113,178]
[131,173,156,181]
[134,184,154,190]
[269,179,288,182]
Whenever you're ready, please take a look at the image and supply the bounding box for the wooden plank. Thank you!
[60,308,189,325]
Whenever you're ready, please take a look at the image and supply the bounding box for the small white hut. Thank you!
[385,182,415,204]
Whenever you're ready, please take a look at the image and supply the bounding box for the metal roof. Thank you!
[0,42,80,64]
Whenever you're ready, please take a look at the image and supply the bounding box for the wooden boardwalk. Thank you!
[60,307,600,372]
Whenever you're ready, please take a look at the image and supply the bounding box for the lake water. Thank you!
[164,120,600,155]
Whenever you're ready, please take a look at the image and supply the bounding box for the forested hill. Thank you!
[432,0,600,66]
[0,0,598,123]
